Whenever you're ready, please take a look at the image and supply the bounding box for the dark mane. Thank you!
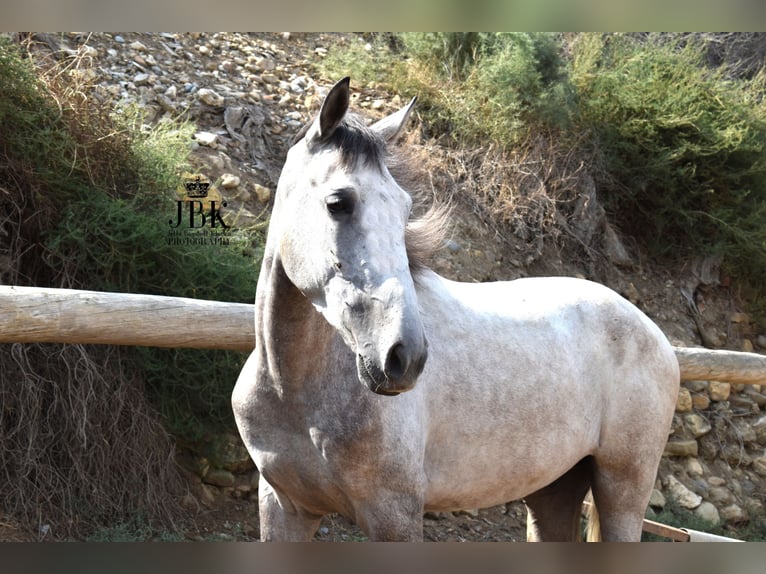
[293,113,449,272]
[292,113,385,171]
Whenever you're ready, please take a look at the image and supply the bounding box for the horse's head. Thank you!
[272,77,427,395]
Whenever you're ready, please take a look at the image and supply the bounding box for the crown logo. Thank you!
[184,175,210,198]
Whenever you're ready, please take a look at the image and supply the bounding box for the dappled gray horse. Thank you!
[232,77,680,541]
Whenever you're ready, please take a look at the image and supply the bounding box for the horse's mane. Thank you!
[293,113,449,273]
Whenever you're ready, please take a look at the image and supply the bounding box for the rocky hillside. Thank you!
[16,31,766,540]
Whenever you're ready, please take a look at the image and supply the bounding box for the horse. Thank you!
[232,77,680,542]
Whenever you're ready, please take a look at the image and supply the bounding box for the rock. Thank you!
[694,501,721,526]
[684,413,712,437]
[719,504,748,524]
[676,388,693,412]
[709,381,731,402]
[220,173,241,189]
[203,468,235,488]
[756,334,766,349]
[194,131,218,146]
[130,40,148,52]
[603,222,634,267]
[685,380,708,392]
[665,475,702,509]
[198,88,224,107]
[692,392,711,410]
[742,339,754,352]
[664,439,698,457]
[253,183,272,203]
[204,432,254,474]
[648,488,666,509]
[752,455,766,477]
[707,486,734,505]
[685,457,704,477]
[754,416,766,444]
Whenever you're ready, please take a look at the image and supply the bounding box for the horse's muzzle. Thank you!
[356,340,427,396]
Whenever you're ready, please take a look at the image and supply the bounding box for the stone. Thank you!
[665,475,702,509]
[684,413,712,437]
[730,312,749,324]
[707,486,734,505]
[648,488,666,509]
[685,457,704,477]
[253,183,272,203]
[198,88,225,107]
[204,432,254,474]
[203,468,235,488]
[676,388,693,412]
[692,393,711,410]
[719,504,748,524]
[194,131,218,146]
[742,339,754,352]
[708,381,731,402]
[684,380,709,393]
[220,173,240,189]
[753,415,766,444]
[694,501,720,526]
[663,439,698,457]
[756,334,766,349]
[751,455,766,477]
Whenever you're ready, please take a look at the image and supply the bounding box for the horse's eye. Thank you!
[325,192,354,216]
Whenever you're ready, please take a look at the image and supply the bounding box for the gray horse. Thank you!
[232,77,680,541]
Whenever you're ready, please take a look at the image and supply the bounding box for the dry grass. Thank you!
[0,34,188,540]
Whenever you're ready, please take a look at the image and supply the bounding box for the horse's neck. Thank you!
[254,248,336,392]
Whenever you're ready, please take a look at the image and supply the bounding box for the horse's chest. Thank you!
[246,388,385,510]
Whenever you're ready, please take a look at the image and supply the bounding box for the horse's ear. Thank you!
[370,96,417,143]
[306,77,350,144]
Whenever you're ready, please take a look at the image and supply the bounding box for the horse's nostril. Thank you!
[385,343,408,380]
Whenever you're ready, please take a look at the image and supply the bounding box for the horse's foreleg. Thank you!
[258,475,322,542]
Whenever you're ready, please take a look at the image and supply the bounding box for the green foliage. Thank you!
[318,33,569,145]
[319,32,766,322]
[85,516,185,542]
[0,39,262,442]
[43,123,260,438]
[316,35,399,89]
[569,34,766,305]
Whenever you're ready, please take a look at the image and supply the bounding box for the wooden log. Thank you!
[1,287,765,387]
[674,346,766,386]
[0,285,254,352]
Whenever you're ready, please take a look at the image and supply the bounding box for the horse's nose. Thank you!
[384,339,428,382]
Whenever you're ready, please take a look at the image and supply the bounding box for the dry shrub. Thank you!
[0,343,185,540]
[417,131,596,267]
[0,35,188,539]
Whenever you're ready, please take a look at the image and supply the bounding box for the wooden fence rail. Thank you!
[0,285,254,352]
[1,286,765,385]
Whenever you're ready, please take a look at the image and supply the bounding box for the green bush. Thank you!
[42,115,261,439]
[1,38,261,442]
[570,34,766,307]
